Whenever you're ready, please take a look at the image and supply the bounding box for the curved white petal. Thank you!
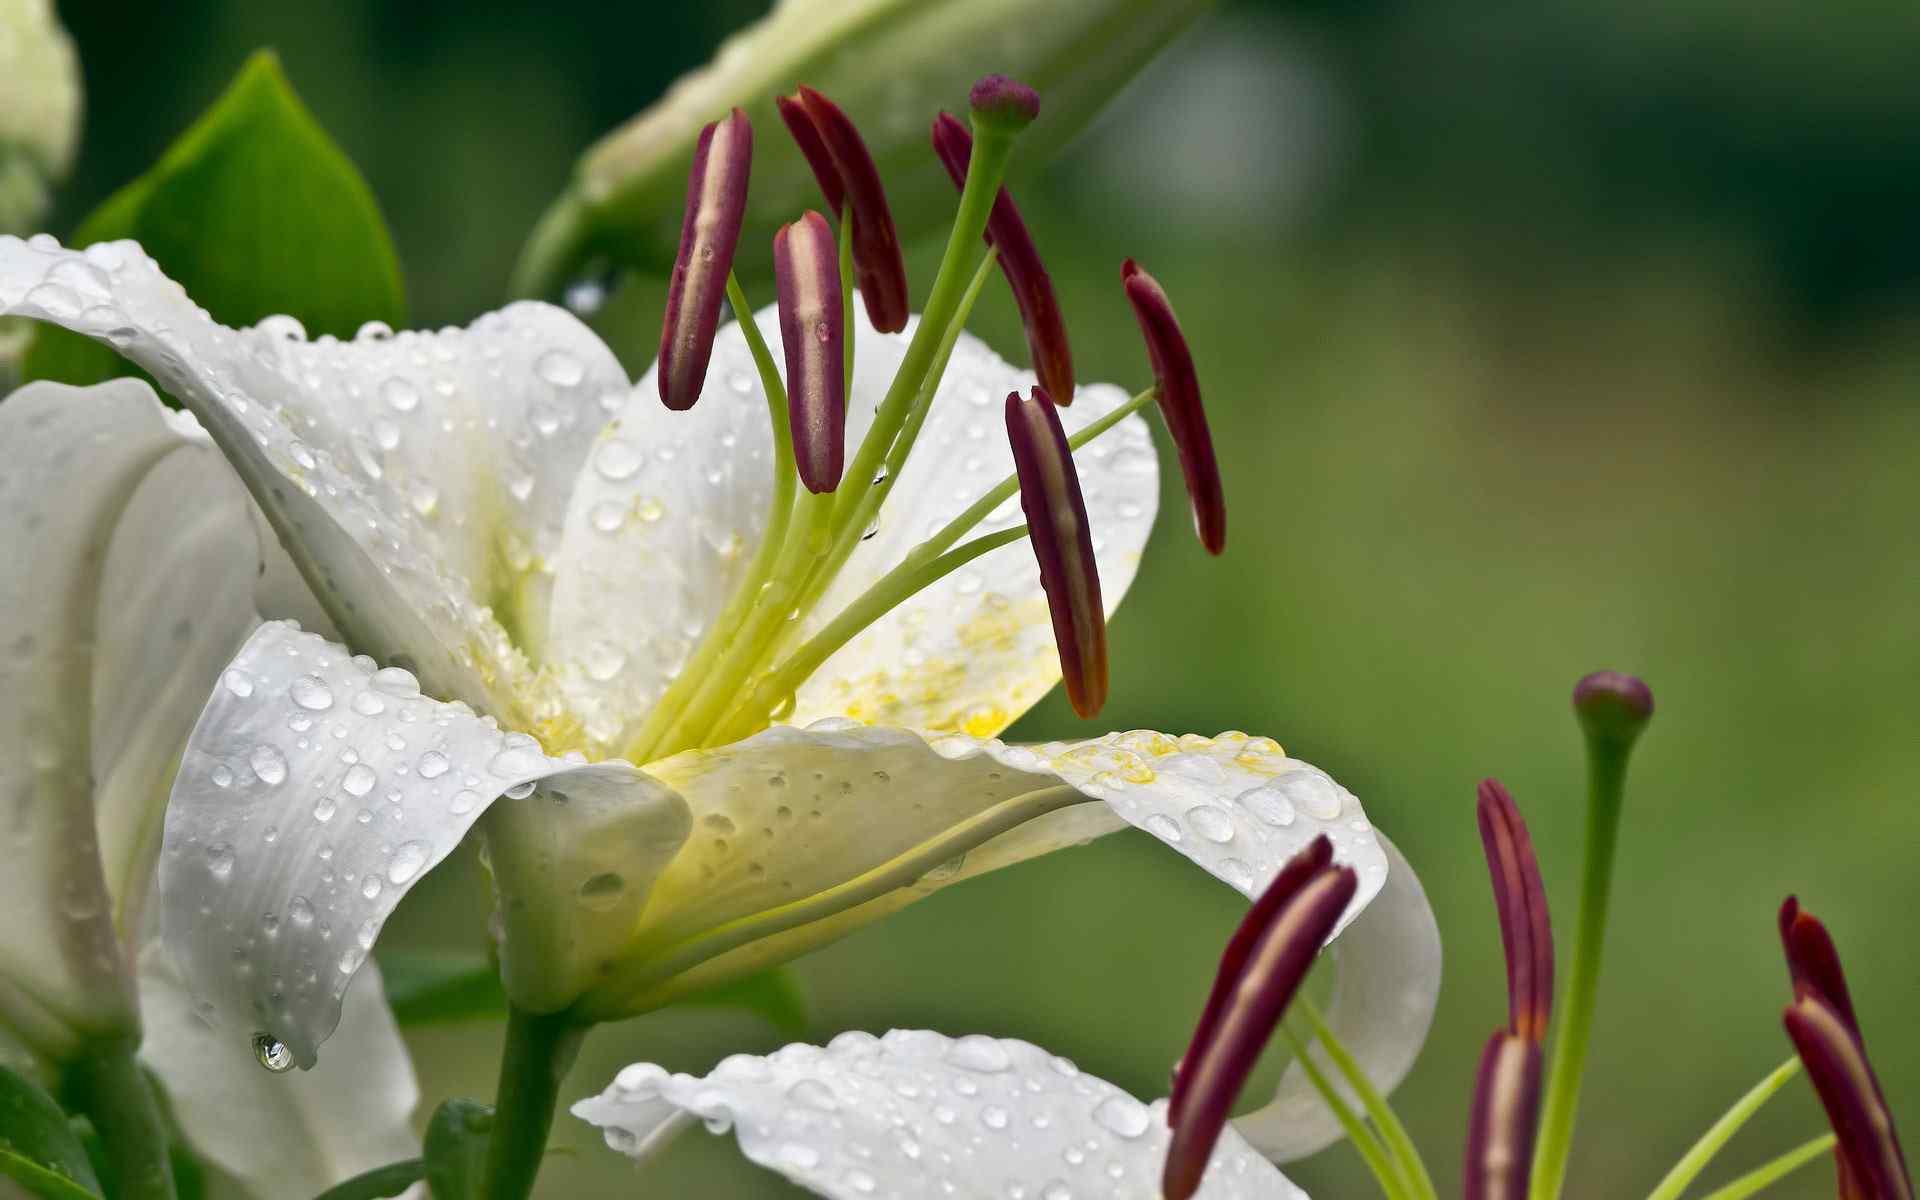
[158,620,688,1067]
[544,300,1156,753]
[0,377,249,1055]
[1235,833,1442,1162]
[574,1029,1302,1200]
[0,235,631,715]
[138,943,422,1200]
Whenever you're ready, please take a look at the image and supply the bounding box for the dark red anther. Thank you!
[931,112,1074,405]
[775,211,846,494]
[1005,387,1107,718]
[1477,779,1554,1042]
[658,108,753,412]
[1779,896,1859,1035]
[1463,1031,1544,1200]
[1121,259,1225,554]
[781,86,909,333]
[1160,840,1356,1200]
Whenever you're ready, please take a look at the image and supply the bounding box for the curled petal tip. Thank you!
[1785,997,1913,1200]
[788,85,909,333]
[1121,259,1224,554]
[969,74,1041,130]
[1463,1032,1544,1200]
[658,108,753,412]
[1476,779,1553,1041]
[775,211,846,493]
[930,113,1074,404]
[1005,387,1107,718]
[1571,670,1653,745]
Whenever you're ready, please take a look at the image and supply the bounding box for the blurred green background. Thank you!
[45,1,1920,1196]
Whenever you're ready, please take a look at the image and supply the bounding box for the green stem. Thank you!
[1298,998,1437,1200]
[1645,1057,1803,1200]
[63,1042,176,1200]
[1529,734,1633,1200]
[312,1157,426,1200]
[1278,1025,1412,1200]
[1695,1134,1837,1200]
[480,1007,584,1200]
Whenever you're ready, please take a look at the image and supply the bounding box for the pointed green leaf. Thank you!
[22,49,404,388]
[312,1157,426,1200]
[0,1064,102,1200]
[422,1099,493,1200]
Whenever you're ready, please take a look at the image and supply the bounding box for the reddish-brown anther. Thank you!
[1779,896,1858,1033]
[780,86,909,333]
[1477,779,1554,1041]
[775,211,846,494]
[1121,259,1225,554]
[1785,996,1913,1200]
[930,112,1074,404]
[658,108,753,412]
[1160,840,1356,1200]
[1006,387,1107,716]
[1463,1032,1544,1200]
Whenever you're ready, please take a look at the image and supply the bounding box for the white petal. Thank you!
[574,1029,1302,1200]
[138,943,422,1200]
[1235,833,1442,1162]
[0,235,630,715]
[158,620,687,1067]
[543,300,1155,752]
[0,377,229,1054]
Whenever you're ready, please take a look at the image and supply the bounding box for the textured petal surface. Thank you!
[139,944,421,1200]
[158,621,686,1067]
[587,723,1385,1014]
[0,235,631,716]
[574,1029,1302,1200]
[0,378,246,1054]
[1234,834,1442,1162]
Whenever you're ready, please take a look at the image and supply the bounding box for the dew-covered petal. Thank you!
[578,724,1385,1018]
[138,943,422,1199]
[0,235,632,715]
[1234,833,1442,1162]
[574,1029,1302,1200]
[158,620,688,1067]
[0,377,257,1058]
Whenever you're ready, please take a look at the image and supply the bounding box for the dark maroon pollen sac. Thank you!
[658,108,753,412]
[1463,1032,1544,1200]
[775,211,846,494]
[1160,836,1355,1200]
[931,112,1074,405]
[1005,387,1107,718]
[780,86,910,333]
[1477,778,1554,1041]
[1121,259,1226,555]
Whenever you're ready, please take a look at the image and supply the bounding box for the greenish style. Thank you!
[0,1062,102,1200]
[511,0,1213,297]
[22,50,404,387]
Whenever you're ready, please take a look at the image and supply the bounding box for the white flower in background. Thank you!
[0,377,420,1197]
[0,0,81,234]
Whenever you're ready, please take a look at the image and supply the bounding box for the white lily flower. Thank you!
[0,374,421,1196]
[0,0,80,235]
[573,1028,1308,1199]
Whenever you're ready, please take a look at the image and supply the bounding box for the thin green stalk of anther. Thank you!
[704,523,1029,745]
[1298,996,1438,1200]
[1644,1057,1803,1200]
[625,274,794,762]
[1695,1134,1838,1200]
[1278,1024,1414,1200]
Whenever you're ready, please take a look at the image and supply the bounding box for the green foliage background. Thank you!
[44,1,1920,1196]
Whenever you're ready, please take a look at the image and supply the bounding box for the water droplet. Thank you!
[585,642,626,681]
[253,1034,294,1072]
[787,1078,839,1112]
[211,764,234,788]
[450,789,480,815]
[257,314,306,341]
[1236,781,1296,827]
[1186,805,1236,843]
[222,669,255,698]
[503,780,537,800]
[1142,813,1183,843]
[596,438,641,481]
[1279,768,1345,820]
[381,377,420,412]
[290,675,334,711]
[352,691,386,716]
[250,744,288,786]
[982,1105,1010,1130]
[361,875,384,900]
[313,797,338,822]
[590,501,625,533]
[358,320,396,341]
[204,842,236,880]
[637,497,664,522]
[777,1143,820,1169]
[418,751,450,779]
[289,895,316,927]
[948,1035,1012,1073]
[387,840,429,884]
[536,349,585,387]
[341,763,377,797]
[408,480,439,517]
[1093,1094,1150,1139]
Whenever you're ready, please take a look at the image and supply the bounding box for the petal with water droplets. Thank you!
[574,1029,1302,1200]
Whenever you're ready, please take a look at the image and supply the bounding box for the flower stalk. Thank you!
[63,1041,178,1200]
[481,1006,585,1200]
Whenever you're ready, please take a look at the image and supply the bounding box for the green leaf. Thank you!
[679,967,810,1040]
[0,1064,102,1200]
[376,949,508,1027]
[312,1157,426,1200]
[422,1099,493,1200]
[23,48,404,388]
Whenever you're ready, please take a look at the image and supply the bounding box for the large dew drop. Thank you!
[252,1033,294,1073]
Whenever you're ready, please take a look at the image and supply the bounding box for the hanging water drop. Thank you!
[253,1033,295,1073]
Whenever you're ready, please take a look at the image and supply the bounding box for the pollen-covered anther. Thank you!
[931,112,1074,404]
[1004,387,1107,719]
[658,107,752,411]
[1477,778,1553,1041]
[780,85,909,333]
[1463,1031,1544,1200]
[1162,836,1354,1200]
[1121,259,1225,554]
[775,210,846,494]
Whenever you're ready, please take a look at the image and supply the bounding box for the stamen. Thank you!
[968,74,1041,130]
[774,211,846,494]
[930,112,1074,404]
[1161,840,1357,1200]
[1779,896,1858,1033]
[783,86,909,333]
[1785,997,1913,1200]
[1477,778,1553,1041]
[1005,387,1107,719]
[658,108,752,411]
[1121,259,1225,554]
[1464,1032,1544,1200]
[775,93,843,214]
